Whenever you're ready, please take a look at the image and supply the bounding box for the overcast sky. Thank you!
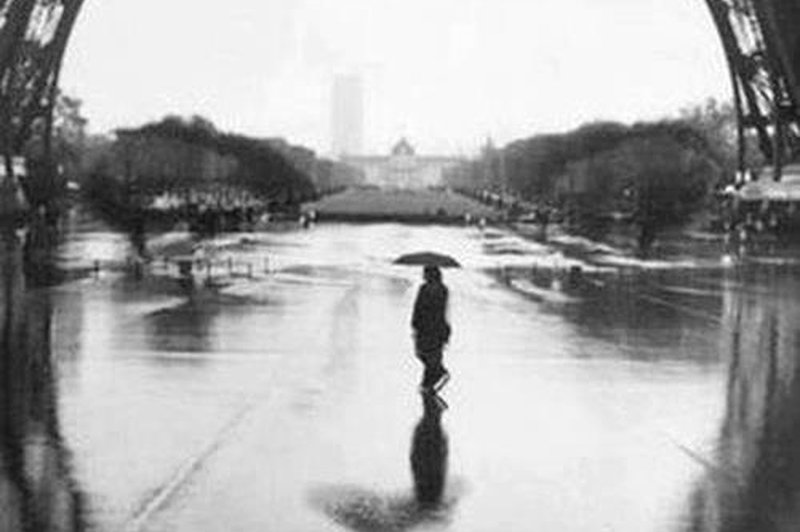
[60,0,729,156]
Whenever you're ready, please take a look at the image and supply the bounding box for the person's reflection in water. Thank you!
[411,391,449,510]
[684,270,800,531]
[0,229,86,531]
[309,390,458,531]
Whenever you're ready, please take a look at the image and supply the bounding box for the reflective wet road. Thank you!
[2,224,800,531]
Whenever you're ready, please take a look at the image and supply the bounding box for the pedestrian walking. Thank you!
[412,265,451,391]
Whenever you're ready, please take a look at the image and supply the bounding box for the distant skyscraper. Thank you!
[331,74,364,156]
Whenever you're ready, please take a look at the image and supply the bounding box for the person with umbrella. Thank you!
[411,265,451,391]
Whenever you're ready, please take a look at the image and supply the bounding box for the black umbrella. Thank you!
[393,252,461,268]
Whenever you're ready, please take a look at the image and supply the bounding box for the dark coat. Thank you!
[412,281,450,350]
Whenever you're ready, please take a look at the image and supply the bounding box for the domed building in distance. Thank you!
[341,138,464,189]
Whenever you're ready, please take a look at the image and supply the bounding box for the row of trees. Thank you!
[24,104,365,236]
[82,115,359,239]
[445,99,746,252]
[18,94,364,222]
[101,115,365,200]
[92,115,317,203]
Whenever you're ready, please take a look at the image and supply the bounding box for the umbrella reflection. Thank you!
[0,231,86,531]
[309,391,458,531]
[684,270,800,531]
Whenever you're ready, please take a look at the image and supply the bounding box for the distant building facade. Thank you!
[331,75,364,156]
[343,138,464,189]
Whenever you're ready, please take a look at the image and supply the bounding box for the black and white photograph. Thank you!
[2,1,800,530]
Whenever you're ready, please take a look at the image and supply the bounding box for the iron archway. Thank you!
[0,0,799,208]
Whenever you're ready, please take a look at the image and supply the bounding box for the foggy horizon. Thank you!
[61,0,730,156]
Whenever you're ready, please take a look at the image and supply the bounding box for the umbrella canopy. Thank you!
[393,252,461,268]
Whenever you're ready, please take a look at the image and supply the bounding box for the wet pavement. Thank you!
[2,223,800,531]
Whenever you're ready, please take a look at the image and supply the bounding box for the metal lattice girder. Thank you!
[705,0,800,179]
[0,0,797,187]
[754,0,800,108]
[0,0,83,174]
